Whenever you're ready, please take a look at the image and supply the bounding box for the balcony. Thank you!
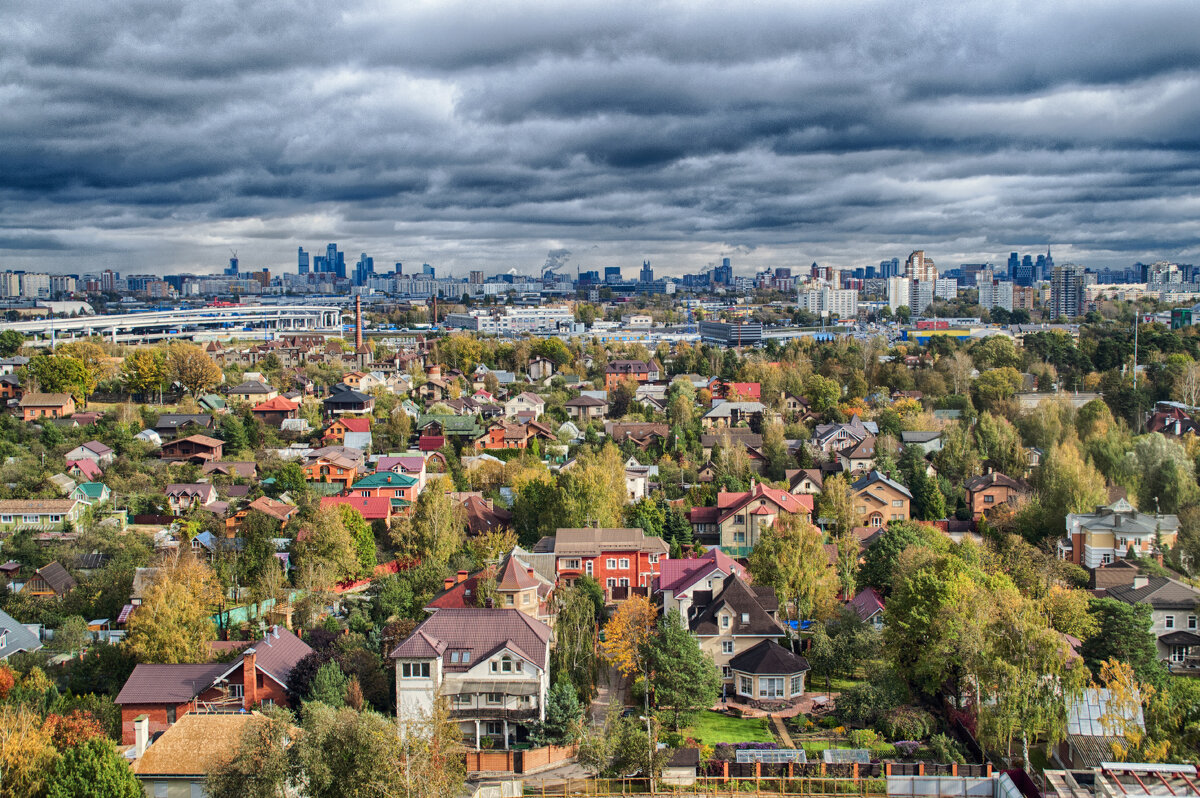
[448,707,539,722]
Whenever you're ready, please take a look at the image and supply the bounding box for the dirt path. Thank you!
[590,661,629,725]
[770,714,795,748]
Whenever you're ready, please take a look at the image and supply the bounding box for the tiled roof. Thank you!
[350,472,418,489]
[389,608,551,671]
[245,626,312,687]
[847,587,885,621]
[1107,577,1200,610]
[165,434,224,448]
[690,576,783,638]
[728,639,810,676]
[320,495,393,520]
[246,496,297,522]
[115,663,227,704]
[376,456,424,474]
[963,472,1027,493]
[0,499,80,513]
[253,396,299,412]
[0,607,42,659]
[334,418,372,433]
[537,528,669,556]
[657,549,746,594]
[850,470,913,499]
[19,392,72,407]
[565,395,608,407]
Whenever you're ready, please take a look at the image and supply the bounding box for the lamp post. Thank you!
[639,715,655,795]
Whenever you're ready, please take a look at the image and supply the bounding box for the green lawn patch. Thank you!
[685,711,775,745]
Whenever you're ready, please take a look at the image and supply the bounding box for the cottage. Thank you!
[201,461,258,480]
[533,527,668,600]
[850,470,912,527]
[323,386,375,416]
[964,472,1029,519]
[604,359,656,390]
[65,440,115,466]
[160,435,224,464]
[251,395,300,426]
[21,561,77,597]
[729,640,810,708]
[504,391,545,420]
[701,401,767,430]
[0,607,43,660]
[153,414,214,440]
[164,484,219,514]
[687,574,786,684]
[685,483,813,556]
[1060,499,1179,569]
[226,380,277,404]
[129,713,259,797]
[0,499,86,532]
[19,392,75,421]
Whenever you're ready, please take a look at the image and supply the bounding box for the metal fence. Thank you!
[525,777,889,798]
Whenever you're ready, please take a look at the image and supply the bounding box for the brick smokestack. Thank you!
[242,647,257,710]
[355,296,364,351]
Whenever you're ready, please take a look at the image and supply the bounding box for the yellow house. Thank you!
[850,470,912,527]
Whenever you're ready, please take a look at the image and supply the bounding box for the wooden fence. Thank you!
[465,744,577,774]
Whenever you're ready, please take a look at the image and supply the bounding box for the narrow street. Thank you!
[590,661,630,725]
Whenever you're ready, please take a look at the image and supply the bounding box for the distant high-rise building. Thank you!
[1007,252,1020,277]
[469,270,484,284]
[640,260,653,283]
[1051,264,1085,319]
[887,276,911,313]
[604,266,622,284]
[422,263,435,278]
[905,250,937,283]
[100,270,119,293]
[713,259,733,286]
[225,257,239,276]
[1043,247,1054,277]
[298,247,309,275]
[395,262,403,275]
[354,253,375,286]
[1014,256,1035,287]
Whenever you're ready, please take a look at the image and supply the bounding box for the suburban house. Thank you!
[417,377,455,403]
[850,470,912,527]
[225,496,298,536]
[655,548,748,618]
[320,495,398,524]
[847,587,886,630]
[129,713,258,798]
[711,380,762,402]
[1105,574,1200,666]
[252,396,300,426]
[837,436,877,475]
[685,573,786,683]
[533,527,669,600]
[201,461,257,480]
[701,401,768,430]
[700,429,763,461]
[900,430,944,454]
[459,494,514,536]
[812,416,878,454]
[323,386,376,416]
[504,392,545,420]
[604,359,656,390]
[20,561,77,597]
[729,640,810,708]
[345,471,420,504]
[159,434,224,464]
[0,374,21,404]
[71,482,111,505]
[153,414,215,440]
[0,500,86,533]
[786,468,824,496]
[1146,401,1199,438]
[1060,499,1179,569]
[66,458,103,482]
[65,440,115,466]
[0,607,43,660]
[604,421,669,450]
[114,625,312,744]
[19,392,75,421]
[685,483,814,556]
[528,356,556,381]
[302,446,365,488]
[375,455,427,490]
[324,417,371,444]
[426,555,555,622]
[391,608,551,750]
[964,472,1030,519]
[227,380,277,404]
[164,484,219,514]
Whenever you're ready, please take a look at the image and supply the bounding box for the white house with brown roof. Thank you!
[390,608,551,750]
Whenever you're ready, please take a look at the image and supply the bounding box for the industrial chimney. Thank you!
[355,296,364,351]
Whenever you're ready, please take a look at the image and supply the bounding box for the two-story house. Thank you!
[533,527,669,600]
[251,396,300,427]
[850,470,912,527]
[604,359,656,390]
[323,417,371,444]
[701,401,768,430]
[64,440,115,467]
[426,555,555,623]
[564,395,609,422]
[344,471,420,504]
[375,456,427,492]
[811,415,878,455]
[390,608,551,750]
[164,484,219,515]
[323,386,376,416]
[302,446,365,488]
[226,381,277,404]
[1106,574,1200,666]
[685,573,788,685]
[964,472,1030,520]
[1060,499,1179,569]
[655,548,748,618]
[159,435,224,464]
[153,414,214,440]
[504,392,545,420]
[786,468,824,496]
[685,483,814,555]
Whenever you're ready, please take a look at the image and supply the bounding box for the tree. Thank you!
[467,528,518,564]
[747,512,838,624]
[601,595,656,678]
[646,610,722,731]
[309,661,349,708]
[911,469,947,521]
[1081,598,1164,685]
[0,329,24,357]
[551,582,601,701]
[805,374,841,413]
[46,737,142,798]
[337,504,377,577]
[392,476,463,565]
[943,350,974,395]
[167,342,222,396]
[817,474,856,537]
[972,367,1022,411]
[294,704,397,797]
[52,615,90,654]
[206,710,294,798]
[558,445,627,529]
[122,348,168,400]
[25,353,93,404]
[1032,441,1107,541]
[126,553,219,664]
[1175,360,1200,409]
[609,376,639,418]
[0,704,56,798]
[532,681,585,745]
[293,507,361,585]
[1043,585,1099,640]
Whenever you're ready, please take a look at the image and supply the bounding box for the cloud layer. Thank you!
[2,0,1199,276]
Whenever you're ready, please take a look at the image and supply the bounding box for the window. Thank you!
[452,694,471,706]
[741,613,749,623]
[619,558,630,569]
[585,561,593,575]
[505,594,514,606]
[871,516,883,527]
[739,676,752,695]
[606,578,617,588]
[451,652,460,664]
[402,662,430,678]
[0,516,11,524]
[759,677,785,699]
[892,500,904,507]
[167,707,176,723]
[857,505,867,514]
[1165,616,1176,629]
[733,532,745,543]
[562,558,581,570]
[462,652,470,664]
[1188,616,1197,630]
[485,721,503,736]
[191,783,207,798]
[486,693,502,705]
[791,676,804,696]
[722,666,732,678]
[619,578,629,587]
[649,554,659,564]
[154,783,168,798]
[1102,553,1113,564]
[722,640,734,654]
[606,558,617,569]
[1172,646,1187,663]
[721,615,730,629]
[983,495,994,504]
[230,684,244,698]
[501,657,513,673]
[734,515,745,524]
[522,593,531,605]
[261,698,275,707]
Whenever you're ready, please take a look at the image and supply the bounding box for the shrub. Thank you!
[849,729,880,749]
[894,741,921,758]
[929,733,965,764]
[880,707,934,742]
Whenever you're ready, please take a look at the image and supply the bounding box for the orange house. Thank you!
[474,423,529,451]
[19,393,76,421]
[604,360,654,391]
[323,417,371,444]
[302,453,360,487]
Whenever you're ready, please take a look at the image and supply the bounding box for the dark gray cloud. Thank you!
[1,0,1200,276]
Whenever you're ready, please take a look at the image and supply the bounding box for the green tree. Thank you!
[166,342,222,396]
[121,348,168,400]
[804,374,841,413]
[858,521,948,593]
[747,513,838,624]
[392,476,463,565]
[972,367,1023,411]
[51,615,90,655]
[337,504,377,577]
[25,353,93,404]
[293,507,361,585]
[550,583,600,701]
[309,661,349,708]
[46,737,142,798]
[532,681,585,745]
[646,609,722,731]
[126,554,219,664]
[0,330,24,357]
[817,474,856,538]
[1081,598,1165,686]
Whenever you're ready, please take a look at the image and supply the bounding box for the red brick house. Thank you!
[159,435,224,464]
[19,392,75,422]
[323,416,371,444]
[114,626,310,744]
[963,472,1030,520]
[532,527,668,600]
[604,359,655,390]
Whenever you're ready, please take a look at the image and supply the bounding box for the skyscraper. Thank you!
[640,260,653,283]
[1007,252,1020,277]
[905,250,937,283]
[298,247,309,275]
[354,253,375,286]
[1051,264,1085,319]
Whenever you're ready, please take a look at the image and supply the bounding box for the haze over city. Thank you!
[2,0,1200,275]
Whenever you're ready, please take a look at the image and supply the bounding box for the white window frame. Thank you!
[606,558,617,569]
[619,558,630,570]
[722,640,734,654]
[739,676,752,695]
[1165,615,1175,629]
[791,676,804,696]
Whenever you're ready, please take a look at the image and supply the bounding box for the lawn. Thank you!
[685,711,775,745]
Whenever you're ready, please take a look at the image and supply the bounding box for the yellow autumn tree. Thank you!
[126,552,220,664]
[601,595,657,678]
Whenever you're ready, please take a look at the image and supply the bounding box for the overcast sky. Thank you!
[2,0,1199,278]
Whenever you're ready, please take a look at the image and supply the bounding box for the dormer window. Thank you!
[741,613,749,623]
[721,615,730,629]
[450,652,460,663]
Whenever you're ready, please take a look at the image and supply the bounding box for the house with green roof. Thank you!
[415,414,483,439]
[71,482,111,505]
[345,471,419,503]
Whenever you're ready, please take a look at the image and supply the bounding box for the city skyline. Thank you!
[2,1,1199,275]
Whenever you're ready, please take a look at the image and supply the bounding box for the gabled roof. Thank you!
[246,496,297,522]
[689,576,783,638]
[201,461,257,479]
[712,484,814,524]
[840,435,877,460]
[0,607,43,660]
[75,440,113,456]
[785,468,824,491]
[850,470,912,499]
[657,548,747,594]
[375,456,425,474]
[165,483,217,503]
[115,663,228,705]
[350,471,418,489]
[73,482,108,500]
[34,561,76,595]
[163,434,224,449]
[460,494,513,535]
[331,417,372,433]
[1107,577,1200,611]
[389,608,551,671]
[65,458,103,479]
[847,587,885,621]
[19,392,73,407]
[963,472,1028,493]
[323,389,373,405]
[320,495,393,520]
[728,639,810,676]
[131,713,257,777]
[253,396,299,412]
[703,401,767,419]
[154,414,213,429]
[605,359,652,373]
[565,395,608,408]
[229,380,274,394]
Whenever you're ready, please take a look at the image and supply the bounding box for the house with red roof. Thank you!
[251,396,300,427]
[114,626,311,745]
[323,416,372,444]
[376,455,427,491]
[655,548,748,618]
[426,555,555,623]
[710,379,762,402]
[65,458,103,482]
[532,527,669,601]
[846,587,886,630]
[391,608,551,750]
[685,481,814,556]
[320,495,397,524]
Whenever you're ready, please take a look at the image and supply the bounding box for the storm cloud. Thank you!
[1,0,1199,275]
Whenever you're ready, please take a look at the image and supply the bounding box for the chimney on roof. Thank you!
[527,566,535,579]
[1133,574,1149,590]
[133,714,149,758]
[457,570,469,584]
[444,577,455,591]
[242,647,258,710]
[355,296,364,351]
